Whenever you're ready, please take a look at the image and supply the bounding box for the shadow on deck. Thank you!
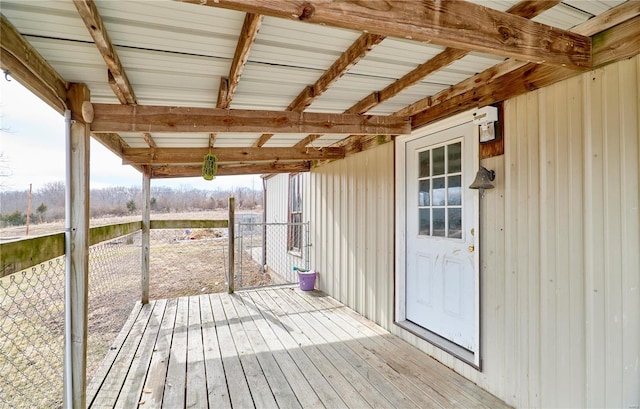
[87,286,511,408]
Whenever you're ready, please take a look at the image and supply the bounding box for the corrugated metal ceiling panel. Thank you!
[0,0,93,42]
[94,0,244,58]
[251,16,361,71]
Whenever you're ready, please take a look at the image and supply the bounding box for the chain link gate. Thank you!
[236,221,310,289]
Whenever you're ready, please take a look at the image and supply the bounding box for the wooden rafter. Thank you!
[254,32,385,147]
[91,104,410,135]
[142,132,157,148]
[73,0,136,105]
[296,1,558,149]
[411,15,640,130]
[348,0,558,116]
[0,15,68,113]
[151,161,311,178]
[186,0,591,70]
[402,2,640,120]
[122,147,345,165]
[218,13,263,109]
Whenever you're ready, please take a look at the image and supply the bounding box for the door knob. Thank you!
[468,245,475,253]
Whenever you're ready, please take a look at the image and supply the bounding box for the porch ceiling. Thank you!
[1,0,639,177]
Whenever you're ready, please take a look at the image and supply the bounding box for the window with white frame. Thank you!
[288,173,303,253]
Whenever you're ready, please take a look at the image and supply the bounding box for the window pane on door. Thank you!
[448,208,462,238]
[432,147,445,175]
[448,142,462,173]
[448,175,462,205]
[419,151,430,178]
[432,208,446,237]
[419,209,430,235]
[416,139,463,239]
[432,177,445,206]
[419,180,430,206]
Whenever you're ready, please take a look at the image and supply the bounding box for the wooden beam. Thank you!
[91,103,410,135]
[308,33,385,103]
[505,0,561,17]
[218,13,262,109]
[149,219,228,229]
[294,134,323,148]
[186,0,591,70]
[592,15,640,68]
[123,146,344,164]
[298,1,554,148]
[350,0,558,115]
[255,32,385,147]
[217,77,230,109]
[91,132,128,156]
[399,1,640,118]
[571,1,640,37]
[253,133,274,148]
[411,15,640,130]
[151,161,311,178]
[395,59,526,117]
[73,0,137,104]
[0,15,67,114]
[142,132,157,148]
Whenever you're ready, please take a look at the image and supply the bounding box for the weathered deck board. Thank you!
[88,287,513,409]
[143,298,178,408]
[162,296,188,408]
[186,296,208,408]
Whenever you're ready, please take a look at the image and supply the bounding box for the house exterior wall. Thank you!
[263,173,310,282]
[308,55,639,408]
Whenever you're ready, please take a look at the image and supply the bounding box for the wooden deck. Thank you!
[87,287,511,408]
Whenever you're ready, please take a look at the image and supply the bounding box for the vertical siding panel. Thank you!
[620,57,640,407]
[566,75,586,407]
[520,91,536,408]
[304,56,638,409]
[539,85,559,408]
[584,67,607,409]
[504,94,522,403]
[554,80,572,409]
[356,153,366,314]
[525,90,542,408]
[603,63,624,408]
[347,154,356,311]
[503,96,519,407]
[354,152,370,314]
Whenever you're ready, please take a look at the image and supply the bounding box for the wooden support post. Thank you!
[64,83,90,409]
[228,196,235,294]
[141,165,150,304]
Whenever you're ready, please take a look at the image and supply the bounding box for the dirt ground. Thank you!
[1,211,271,408]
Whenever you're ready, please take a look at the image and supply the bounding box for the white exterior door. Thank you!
[405,121,478,353]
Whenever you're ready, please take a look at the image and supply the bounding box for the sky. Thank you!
[0,78,261,193]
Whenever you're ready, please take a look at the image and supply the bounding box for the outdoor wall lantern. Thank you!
[473,106,498,142]
[469,166,496,194]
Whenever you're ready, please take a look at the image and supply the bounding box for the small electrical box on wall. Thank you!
[475,103,504,159]
[472,106,499,142]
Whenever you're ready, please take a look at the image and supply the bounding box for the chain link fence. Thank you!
[0,217,282,407]
[236,222,310,288]
[0,231,140,409]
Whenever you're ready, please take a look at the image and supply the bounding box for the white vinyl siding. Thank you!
[308,55,640,408]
